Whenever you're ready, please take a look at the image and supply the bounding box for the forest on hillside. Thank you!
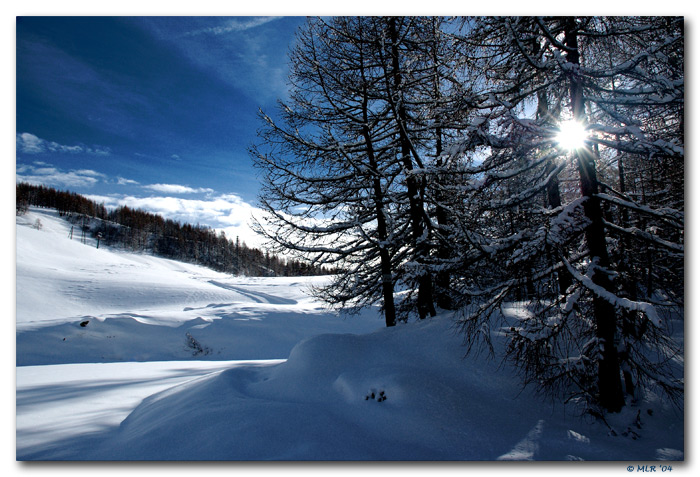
[250,17,684,414]
[16,182,334,277]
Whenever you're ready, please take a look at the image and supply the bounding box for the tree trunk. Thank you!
[365,135,397,327]
[431,19,454,310]
[565,18,625,412]
[388,17,436,319]
[538,88,572,295]
[360,38,397,327]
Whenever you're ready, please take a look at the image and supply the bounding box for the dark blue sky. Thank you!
[16,16,306,244]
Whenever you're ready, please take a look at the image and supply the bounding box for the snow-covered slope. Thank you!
[16,208,382,365]
[15,208,684,462]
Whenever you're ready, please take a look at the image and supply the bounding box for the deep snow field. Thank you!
[14,208,686,472]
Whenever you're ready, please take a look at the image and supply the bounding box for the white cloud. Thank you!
[16,162,106,189]
[143,183,215,195]
[16,159,266,247]
[84,192,266,248]
[117,177,140,186]
[17,133,45,154]
[16,132,111,156]
[16,156,267,247]
[75,169,105,177]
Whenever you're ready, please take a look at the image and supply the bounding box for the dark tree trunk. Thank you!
[544,158,573,295]
[565,18,625,412]
[388,17,436,319]
[360,37,397,327]
[434,158,454,310]
[364,130,397,327]
[615,143,639,398]
[538,88,572,296]
[431,20,454,310]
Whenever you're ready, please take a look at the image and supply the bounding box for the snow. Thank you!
[16,208,381,365]
[562,256,663,328]
[13,208,685,468]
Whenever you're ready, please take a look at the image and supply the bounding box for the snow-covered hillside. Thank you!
[16,208,382,365]
[16,208,684,462]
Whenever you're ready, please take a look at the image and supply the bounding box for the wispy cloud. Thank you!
[136,16,296,106]
[117,177,140,186]
[17,132,111,156]
[16,162,107,189]
[183,17,282,37]
[143,183,215,195]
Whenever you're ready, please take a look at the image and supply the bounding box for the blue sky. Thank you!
[16,16,306,245]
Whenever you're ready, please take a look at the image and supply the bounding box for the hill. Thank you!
[17,182,333,277]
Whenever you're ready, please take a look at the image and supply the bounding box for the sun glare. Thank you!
[556,121,588,151]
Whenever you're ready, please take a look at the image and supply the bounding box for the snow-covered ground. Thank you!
[15,208,685,466]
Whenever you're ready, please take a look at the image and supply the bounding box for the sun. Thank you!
[556,120,588,151]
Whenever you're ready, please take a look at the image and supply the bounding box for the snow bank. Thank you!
[20,316,684,461]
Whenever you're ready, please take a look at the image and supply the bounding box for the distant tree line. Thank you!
[16,182,334,277]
